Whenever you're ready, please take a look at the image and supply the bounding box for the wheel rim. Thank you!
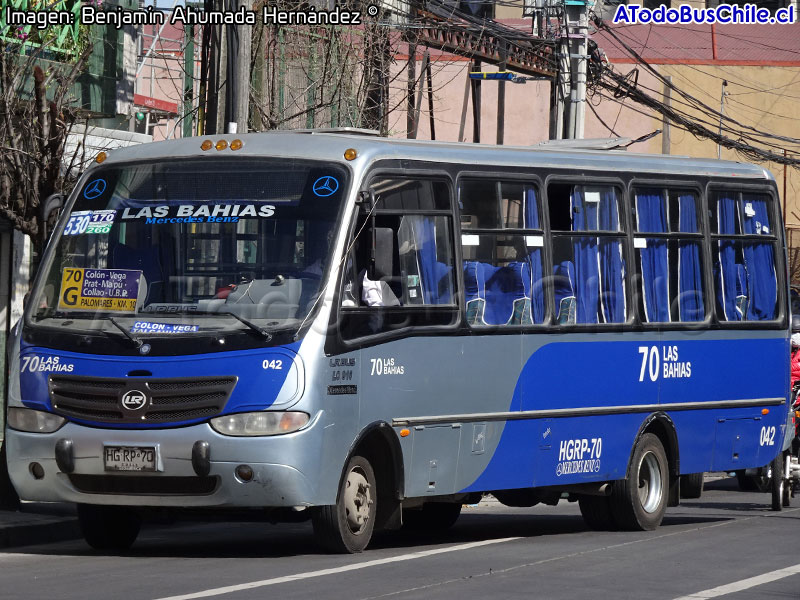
[343,466,372,534]
[638,452,663,514]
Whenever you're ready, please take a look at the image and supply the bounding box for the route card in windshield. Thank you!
[58,267,142,312]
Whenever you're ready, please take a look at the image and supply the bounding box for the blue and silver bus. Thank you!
[5,130,790,552]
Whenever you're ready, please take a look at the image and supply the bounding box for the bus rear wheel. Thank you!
[611,433,669,531]
[771,452,787,511]
[77,504,141,551]
[312,454,376,553]
[680,473,704,499]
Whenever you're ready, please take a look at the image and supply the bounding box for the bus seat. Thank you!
[508,261,533,325]
[463,261,489,324]
[429,261,453,304]
[484,264,527,326]
[553,261,576,325]
[735,264,748,318]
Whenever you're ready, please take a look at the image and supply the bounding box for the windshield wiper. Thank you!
[107,316,144,349]
[154,309,274,342]
[219,311,273,342]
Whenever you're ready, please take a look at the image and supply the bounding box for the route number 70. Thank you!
[638,346,659,382]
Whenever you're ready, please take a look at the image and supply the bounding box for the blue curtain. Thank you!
[411,216,452,305]
[637,191,669,322]
[598,188,624,323]
[572,188,600,323]
[716,193,741,321]
[741,194,777,320]
[524,187,544,323]
[678,194,704,321]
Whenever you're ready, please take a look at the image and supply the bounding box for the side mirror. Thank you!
[40,193,64,240]
[369,227,394,280]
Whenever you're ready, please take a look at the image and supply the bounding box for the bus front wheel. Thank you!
[312,454,376,553]
[611,433,669,531]
[77,504,141,551]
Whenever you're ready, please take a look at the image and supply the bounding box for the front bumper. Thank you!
[5,420,321,508]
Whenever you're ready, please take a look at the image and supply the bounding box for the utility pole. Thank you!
[182,23,195,138]
[562,0,588,139]
[717,79,728,159]
[497,44,506,145]
[661,76,672,155]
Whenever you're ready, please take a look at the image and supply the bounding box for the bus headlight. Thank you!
[7,408,66,433]
[210,411,309,437]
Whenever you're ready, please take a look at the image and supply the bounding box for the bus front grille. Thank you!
[48,375,237,425]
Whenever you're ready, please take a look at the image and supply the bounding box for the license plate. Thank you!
[103,446,156,472]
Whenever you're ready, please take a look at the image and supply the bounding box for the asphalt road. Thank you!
[0,477,797,600]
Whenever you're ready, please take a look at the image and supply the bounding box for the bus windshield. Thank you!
[30,157,348,338]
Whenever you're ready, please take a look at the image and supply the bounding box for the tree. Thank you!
[0,29,93,254]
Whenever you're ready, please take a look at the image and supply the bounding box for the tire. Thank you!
[771,452,786,511]
[312,454,376,553]
[782,453,792,508]
[611,433,669,531]
[77,504,141,551]
[578,495,616,530]
[680,473,704,499]
[736,471,769,493]
[403,502,462,531]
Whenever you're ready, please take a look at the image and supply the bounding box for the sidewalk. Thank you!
[0,503,80,549]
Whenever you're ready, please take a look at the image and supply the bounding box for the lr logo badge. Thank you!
[121,389,148,411]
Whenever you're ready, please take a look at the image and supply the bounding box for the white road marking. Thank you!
[673,564,800,599]
[152,537,522,600]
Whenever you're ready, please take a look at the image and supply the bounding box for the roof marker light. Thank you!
[215,139,228,151]
[400,428,410,437]
[201,140,213,151]
[230,139,243,151]
[344,148,357,161]
[95,152,107,163]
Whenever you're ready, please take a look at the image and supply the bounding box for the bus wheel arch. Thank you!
[611,431,669,530]
[631,412,681,508]
[609,413,679,531]
[348,422,405,532]
[312,422,403,553]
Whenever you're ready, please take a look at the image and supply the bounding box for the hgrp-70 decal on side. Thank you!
[556,437,603,476]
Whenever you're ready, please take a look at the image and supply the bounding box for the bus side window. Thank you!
[459,179,544,326]
[633,188,705,323]
[711,190,778,321]
[339,178,457,340]
[547,183,626,324]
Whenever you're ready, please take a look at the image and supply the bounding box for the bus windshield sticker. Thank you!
[312,176,339,197]
[63,210,117,236]
[82,178,107,200]
[584,191,601,203]
[130,322,199,334]
[58,267,142,313]
[526,235,544,247]
[119,204,275,224]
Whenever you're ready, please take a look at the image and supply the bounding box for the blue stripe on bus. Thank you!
[18,340,302,428]
[462,337,788,492]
